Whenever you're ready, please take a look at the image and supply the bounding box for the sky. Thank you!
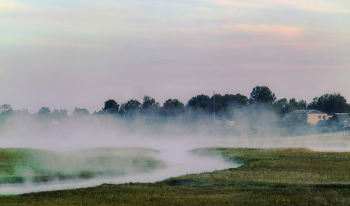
[1,0,350,114]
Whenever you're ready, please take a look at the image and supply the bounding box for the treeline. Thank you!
[1,86,350,120]
[1,86,350,136]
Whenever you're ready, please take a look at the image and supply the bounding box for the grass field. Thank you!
[1,147,350,205]
[0,147,166,184]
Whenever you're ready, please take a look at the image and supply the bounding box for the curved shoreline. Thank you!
[0,149,241,195]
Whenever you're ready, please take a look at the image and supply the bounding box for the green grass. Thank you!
[0,147,166,184]
[165,147,350,186]
[2,147,350,205]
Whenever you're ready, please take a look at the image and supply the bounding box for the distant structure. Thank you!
[285,110,333,124]
[334,113,350,128]
[213,118,235,127]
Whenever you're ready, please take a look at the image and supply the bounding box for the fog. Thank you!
[0,112,349,194]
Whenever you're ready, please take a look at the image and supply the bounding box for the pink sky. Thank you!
[1,0,349,113]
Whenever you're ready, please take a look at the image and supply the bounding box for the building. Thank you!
[285,110,332,124]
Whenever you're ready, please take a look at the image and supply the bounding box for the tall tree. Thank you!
[187,94,211,112]
[119,99,141,117]
[141,96,159,123]
[287,98,307,112]
[161,99,185,116]
[210,93,224,114]
[141,96,159,113]
[0,104,14,125]
[250,86,276,106]
[221,94,248,109]
[273,98,288,115]
[103,99,120,114]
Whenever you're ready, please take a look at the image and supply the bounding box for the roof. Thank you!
[286,110,327,115]
[335,113,349,119]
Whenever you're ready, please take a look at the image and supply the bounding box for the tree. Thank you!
[308,93,350,114]
[161,99,184,116]
[51,109,68,120]
[273,98,307,115]
[36,107,51,118]
[288,98,307,112]
[0,104,14,125]
[141,96,159,124]
[0,104,13,116]
[221,94,248,109]
[187,94,211,112]
[119,99,141,117]
[142,96,159,110]
[250,86,276,106]
[273,98,288,115]
[72,107,89,116]
[210,93,224,114]
[103,99,119,114]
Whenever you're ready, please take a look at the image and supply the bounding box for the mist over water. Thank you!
[0,113,349,194]
[0,138,240,195]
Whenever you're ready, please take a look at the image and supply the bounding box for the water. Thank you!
[0,138,241,195]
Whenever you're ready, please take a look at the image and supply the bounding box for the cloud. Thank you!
[266,0,350,14]
[195,0,261,8]
[0,1,43,12]
[194,0,350,13]
[230,24,304,38]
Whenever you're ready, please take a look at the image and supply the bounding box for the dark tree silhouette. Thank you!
[161,99,184,116]
[103,99,120,114]
[250,86,276,105]
[119,99,141,117]
[308,93,350,114]
[187,94,211,112]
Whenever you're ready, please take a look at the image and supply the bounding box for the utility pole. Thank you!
[213,91,215,122]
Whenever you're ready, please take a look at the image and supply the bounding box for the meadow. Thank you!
[1,143,350,205]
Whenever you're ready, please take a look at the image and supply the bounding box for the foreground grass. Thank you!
[0,147,165,184]
[2,148,350,205]
[2,183,350,206]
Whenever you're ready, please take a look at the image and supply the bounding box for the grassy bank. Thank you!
[0,147,165,184]
[1,148,350,205]
[165,147,350,186]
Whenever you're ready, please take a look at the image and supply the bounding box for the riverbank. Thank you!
[1,148,350,205]
[0,147,165,185]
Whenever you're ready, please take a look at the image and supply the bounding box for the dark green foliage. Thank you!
[221,93,248,109]
[119,99,141,117]
[142,96,159,111]
[103,99,119,114]
[187,94,211,112]
[273,98,307,116]
[161,99,185,117]
[308,93,350,113]
[141,96,160,124]
[250,86,276,106]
